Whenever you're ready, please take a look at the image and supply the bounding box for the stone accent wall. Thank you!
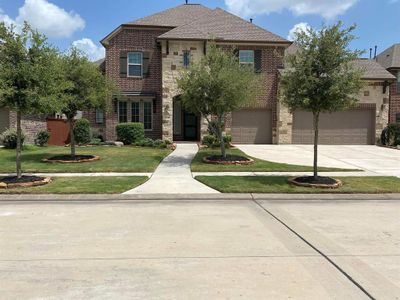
[388,70,400,124]
[104,27,168,140]
[161,40,205,140]
[276,80,390,144]
[8,112,47,144]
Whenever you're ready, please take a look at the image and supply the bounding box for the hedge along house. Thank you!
[277,45,396,145]
[97,3,291,143]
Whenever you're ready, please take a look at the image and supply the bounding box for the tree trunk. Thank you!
[69,118,76,158]
[218,115,226,158]
[16,111,22,179]
[313,112,320,181]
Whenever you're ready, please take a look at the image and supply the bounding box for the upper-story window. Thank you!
[239,50,254,66]
[128,52,143,77]
[183,50,190,68]
[397,71,400,92]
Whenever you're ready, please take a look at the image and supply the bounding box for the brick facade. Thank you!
[8,112,47,144]
[103,27,168,141]
[388,70,400,124]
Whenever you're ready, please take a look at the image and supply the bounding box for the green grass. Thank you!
[0,146,171,173]
[196,176,400,194]
[0,176,148,194]
[191,148,358,172]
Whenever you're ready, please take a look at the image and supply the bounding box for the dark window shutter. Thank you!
[254,50,262,73]
[120,51,127,78]
[143,52,151,77]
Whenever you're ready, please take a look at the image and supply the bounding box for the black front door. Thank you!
[184,112,198,141]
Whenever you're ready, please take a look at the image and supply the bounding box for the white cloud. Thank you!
[225,0,359,19]
[0,0,85,38]
[287,22,311,40]
[72,38,105,61]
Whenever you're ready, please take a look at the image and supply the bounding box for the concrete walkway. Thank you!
[124,143,219,194]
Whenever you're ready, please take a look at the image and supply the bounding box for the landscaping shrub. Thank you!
[202,134,232,148]
[35,129,51,147]
[135,137,155,147]
[91,128,104,142]
[0,128,25,149]
[74,118,91,145]
[116,123,145,145]
[381,124,400,146]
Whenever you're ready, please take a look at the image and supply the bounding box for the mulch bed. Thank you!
[289,176,342,189]
[0,176,51,189]
[203,155,254,165]
[43,155,100,164]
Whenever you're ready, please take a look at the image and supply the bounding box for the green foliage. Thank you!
[116,123,145,145]
[59,48,116,120]
[73,118,91,145]
[135,138,169,148]
[91,128,104,142]
[35,129,51,147]
[382,124,400,146]
[0,128,25,149]
[0,22,64,115]
[202,134,232,148]
[281,22,364,114]
[177,44,261,157]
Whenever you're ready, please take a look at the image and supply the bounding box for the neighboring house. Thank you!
[377,44,400,124]
[0,110,47,144]
[277,44,396,145]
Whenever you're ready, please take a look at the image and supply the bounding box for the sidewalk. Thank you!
[123,143,219,194]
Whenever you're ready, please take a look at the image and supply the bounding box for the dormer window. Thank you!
[128,52,143,77]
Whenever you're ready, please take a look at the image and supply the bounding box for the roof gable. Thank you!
[158,8,289,43]
[127,4,213,27]
[377,44,400,70]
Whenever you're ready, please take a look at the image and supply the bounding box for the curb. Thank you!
[1,193,400,202]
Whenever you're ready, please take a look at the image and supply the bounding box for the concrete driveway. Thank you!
[237,145,400,177]
[1,198,399,299]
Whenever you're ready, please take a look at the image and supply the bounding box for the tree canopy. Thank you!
[177,45,261,157]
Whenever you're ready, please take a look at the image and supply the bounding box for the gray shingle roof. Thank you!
[351,59,396,80]
[157,8,289,43]
[127,4,213,27]
[377,44,400,70]
[279,59,395,80]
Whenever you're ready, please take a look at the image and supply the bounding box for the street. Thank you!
[0,198,399,299]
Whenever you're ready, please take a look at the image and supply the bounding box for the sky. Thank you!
[0,0,399,61]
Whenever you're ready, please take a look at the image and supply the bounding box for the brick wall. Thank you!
[223,45,285,142]
[389,70,400,124]
[8,112,47,144]
[104,27,168,141]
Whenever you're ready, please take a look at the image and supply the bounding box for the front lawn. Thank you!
[196,176,400,193]
[191,148,358,172]
[0,176,147,194]
[0,146,171,173]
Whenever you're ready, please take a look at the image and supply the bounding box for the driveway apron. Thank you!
[124,143,219,194]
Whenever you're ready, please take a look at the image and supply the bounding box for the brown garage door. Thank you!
[0,108,9,135]
[231,109,272,144]
[292,109,375,145]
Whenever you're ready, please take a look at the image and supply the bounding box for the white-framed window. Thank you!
[239,50,254,66]
[128,52,143,77]
[143,100,153,130]
[131,102,140,123]
[95,109,104,124]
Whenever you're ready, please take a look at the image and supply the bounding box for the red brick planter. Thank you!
[43,155,100,164]
[0,177,51,189]
[202,156,254,165]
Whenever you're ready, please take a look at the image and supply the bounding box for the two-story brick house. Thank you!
[91,3,396,145]
[377,44,400,124]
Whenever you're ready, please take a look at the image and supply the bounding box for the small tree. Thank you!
[281,22,364,181]
[59,48,115,158]
[177,45,261,158]
[0,22,63,179]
